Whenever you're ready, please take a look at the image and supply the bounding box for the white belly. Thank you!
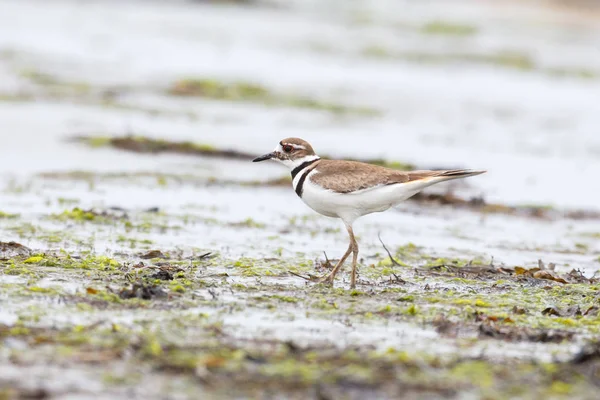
[299,171,432,223]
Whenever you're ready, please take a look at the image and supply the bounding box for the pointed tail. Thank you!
[438,169,487,179]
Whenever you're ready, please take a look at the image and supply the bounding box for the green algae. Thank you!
[0,92,34,103]
[26,286,60,294]
[451,361,495,388]
[19,69,62,86]
[43,206,182,237]
[452,298,490,307]
[0,211,19,219]
[23,256,44,264]
[360,47,600,79]
[167,78,379,116]
[230,257,314,278]
[231,218,266,229]
[54,207,99,222]
[421,21,478,36]
[73,135,240,159]
[168,78,268,99]
[3,253,120,273]
[19,69,91,95]
[270,295,300,303]
[361,46,535,71]
[116,235,154,249]
[547,67,599,80]
[86,136,112,148]
[2,245,600,398]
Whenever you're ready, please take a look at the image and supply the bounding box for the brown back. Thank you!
[309,160,444,193]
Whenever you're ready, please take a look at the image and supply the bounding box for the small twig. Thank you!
[202,272,229,278]
[378,233,404,267]
[319,251,333,270]
[429,264,459,273]
[288,271,312,281]
[288,271,321,282]
[391,273,407,284]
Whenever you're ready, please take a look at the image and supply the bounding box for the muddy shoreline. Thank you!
[2,240,600,398]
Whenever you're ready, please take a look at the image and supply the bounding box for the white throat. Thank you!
[277,155,320,170]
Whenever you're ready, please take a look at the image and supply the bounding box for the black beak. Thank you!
[252,152,275,162]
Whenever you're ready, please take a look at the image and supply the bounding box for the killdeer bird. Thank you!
[253,138,485,288]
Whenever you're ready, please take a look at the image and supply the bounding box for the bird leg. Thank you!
[349,227,359,289]
[317,244,352,285]
[318,222,358,287]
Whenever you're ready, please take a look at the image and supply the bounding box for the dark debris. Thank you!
[118,283,167,300]
[150,270,174,281]
[140,250,168,260]
[479,320,574,343]
[0,241,32,259]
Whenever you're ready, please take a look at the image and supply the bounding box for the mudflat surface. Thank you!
[1,0,600,398]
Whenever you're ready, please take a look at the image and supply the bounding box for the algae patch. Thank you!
[1,246,600,398]
[0,211,19,219]
[167,78,380,116]
[421,21,478,36]
[360,47,599,79]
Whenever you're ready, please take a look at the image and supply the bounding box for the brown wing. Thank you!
[309,160,443,193]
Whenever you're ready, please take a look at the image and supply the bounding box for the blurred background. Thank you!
[1,0,599,210]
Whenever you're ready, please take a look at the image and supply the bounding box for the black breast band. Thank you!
[291,158,319,180]
[291,158,319,198]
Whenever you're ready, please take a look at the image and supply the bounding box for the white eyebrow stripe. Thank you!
[282,143,306,150]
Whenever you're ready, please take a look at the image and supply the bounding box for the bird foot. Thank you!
[288,271,335,286]
[288,271,323,283]
[316,274,335,286]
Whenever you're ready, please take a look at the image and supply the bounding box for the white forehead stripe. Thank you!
[275,143,306,151]
[283,143,306,150]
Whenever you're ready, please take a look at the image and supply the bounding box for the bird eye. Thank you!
[282,145,293,153]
